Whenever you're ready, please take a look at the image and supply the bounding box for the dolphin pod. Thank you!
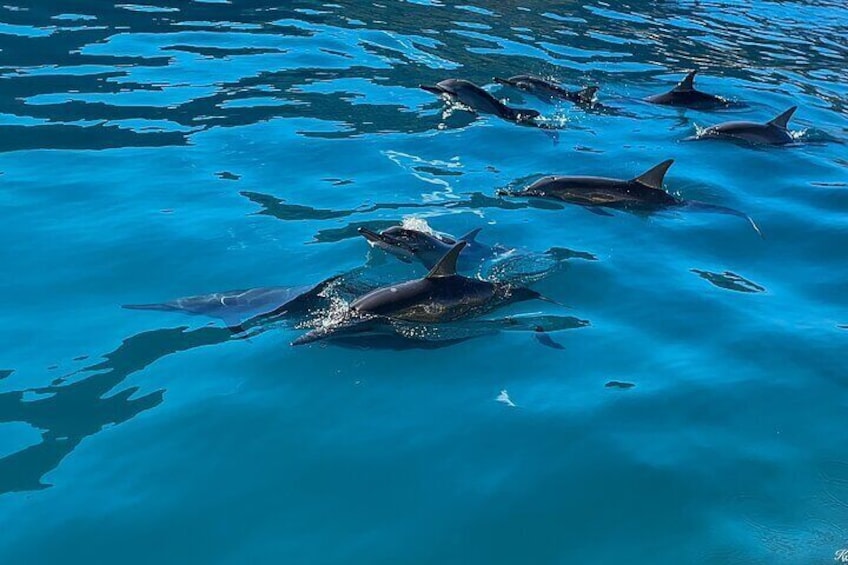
[125,67,807,348]
[421,71,803,144]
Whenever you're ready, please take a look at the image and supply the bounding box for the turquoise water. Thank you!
[1,1,847,563]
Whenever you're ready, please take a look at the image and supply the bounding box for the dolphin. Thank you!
[493,75,599,105]
[499,160,762,236]
[691,106,797,145]
[645,70,730,109]
[292,242,550,345]
[357,224,499,271]
[419,79,540,123]
[123,278,336,327]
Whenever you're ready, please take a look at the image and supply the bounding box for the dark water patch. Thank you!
[810,181,848,188]
[322,178,353,186]
[216,171,240,180]
[310,220,398,244]
[575,145,604,153]
[162,45,287,58]
[0,325,232,494]
[0,124,188,153]
[497,315,590,333]
[691,269,766,293]
[606,381,635,389]
[413,165,463,177]
[241,190,359,221]
[241,190,533,223]
[72,356,88,362]
[544,247,598,262]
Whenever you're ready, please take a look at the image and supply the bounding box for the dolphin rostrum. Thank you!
[692,106,797,145]
[493,75,599,105]
[292,241,550,345]
[419,79,540,123]
[499,160,762,236]
[645,70,730,108]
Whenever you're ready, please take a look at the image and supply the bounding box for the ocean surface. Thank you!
[1,1,847,563]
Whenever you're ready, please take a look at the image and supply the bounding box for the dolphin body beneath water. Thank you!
[645,70,731,109]
[493,75,599,105]
[499,160,762,236]
[124,279,336,327]
[419,79,540,123]
[691,106,797,145]
[292,242,550,345]
[358,225,500,272]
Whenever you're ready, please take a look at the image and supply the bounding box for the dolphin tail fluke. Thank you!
[426,241,467,279]
[419,84,444,95]
[673,70,697,92]
[577,86,600,103]
[459,227,483,242]
[768,106,797,129]
[684,200,764,238]
[633,159,674,190]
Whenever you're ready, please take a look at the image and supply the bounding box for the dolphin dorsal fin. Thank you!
[459,227,482,242]
[768,106,797,129]
[426,241,467,279]
[673,70,697,92]
[577,86,599,102]
[633,160,674,189]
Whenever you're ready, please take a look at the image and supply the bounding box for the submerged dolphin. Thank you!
[499,160,762,236]
[124,279,335,327]
[493,75,599,105]
[692,106,797,145]
[358,225,498,271]
[292,242,550,345]
[419,79,540,123]
[645,70,730,108]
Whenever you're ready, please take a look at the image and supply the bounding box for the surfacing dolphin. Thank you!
[358,224,500,271]
[690,106,797,146]
[493,75,599,106]
[645,70,731,109]
[292,241,552,345]
[499,160,762,236]
[419,79,540,123]
[124,278,337,328]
